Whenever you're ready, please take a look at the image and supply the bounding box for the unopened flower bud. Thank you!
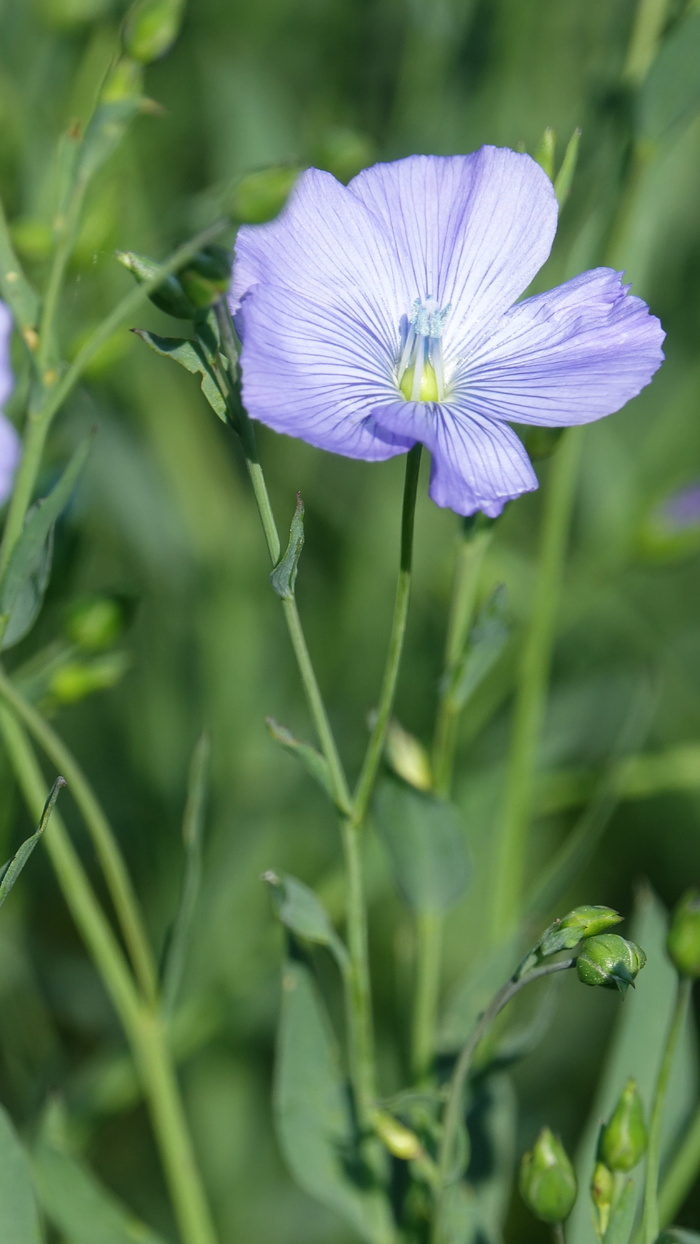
[576,935,646,996]
[667,889,700,978]
[385,720,432,791]
[600,1079,647,1172]
[65,595,128,652]
[371,1110,423,1162]
[177,245,232,309]
[519,1128,578,1224]
[124,0,185,63]
[539,905,622,956]
[49,653,129,705]
[590,1161,614,1237]
[227,166,302,225]
[116,250,197,320]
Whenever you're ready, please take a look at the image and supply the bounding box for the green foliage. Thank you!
[132,330,228,421]
[270,494,305,601]
[0,1106,42,1244]
[0,778,64,910]
[638,12,700,140]
[373,777,470,913]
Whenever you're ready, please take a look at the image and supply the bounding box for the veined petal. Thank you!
[348,148,558,361]
[231,168,409,358]
[0,301,13,409]
[238,281,415,460]
[455,268,665,426]
[372,399,537,517]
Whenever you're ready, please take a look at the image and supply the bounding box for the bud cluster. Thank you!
[117,245,232,319]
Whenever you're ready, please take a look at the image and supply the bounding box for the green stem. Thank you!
[0,664,158,1004]
[552,1223,566,1244]
[490,428,583,941]
[353,443,422,827]
[432,958,575,1243]
[0,219,229,584]
[657,1101,700,1227]
[643,977,692,1244]
[37,179,88,374]
[411,911,443,1085]
[0,707,218,1244]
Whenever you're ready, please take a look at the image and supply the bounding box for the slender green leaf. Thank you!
[32,1137,167,1244]
[161,734,209,1014]
[0,1104,43,1244]
[373,777,470,913]
[1,517,54,650]
[0,197,40,334]
[265,716,338,805]
[77,99,142,185]
[445,586,509,712]
[270,494,304,600]
[274,958,394,1243]
[0,777,65,910]
[554,127,581,205]
[264,872,348,970]
[0,436,92,639]
[637,11,700,139]
[133,330,227,422]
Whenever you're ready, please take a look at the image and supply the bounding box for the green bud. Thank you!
[576,934,646,996]
[539,905,622,956]
[600,1079,648,1172]
[385,720,432,791]
[49,653,130,705]
[227,166,302,225]
[178,245,232,309]
[124,0,185,63]
[100,57,144,103]
[519,1128,578,1224]
[116,250,197,319]
[667,889,700,978]
[590,1161,614,1237]
[64,595,128,652]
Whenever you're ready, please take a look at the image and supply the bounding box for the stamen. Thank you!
[398,295,451,403]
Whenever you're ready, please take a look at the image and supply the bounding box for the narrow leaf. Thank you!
[1,436,92,627]
[263,872,348,970]
[265,716,338,805]
[162,734,209,1014]
[133,330,227,422]
[32,1135,167,1244]
[445,586,509,712]
[270,494,304,600]
[0,777,65,910]
[274,958,394,1243]
[77,98,142,185]
[602,1178,636,1244]
[1,519,54,650]
[554,127,581,205]
[373,777,470,913]
[0,197,40,336]
[0,1105,43,1244]
[637,11,700,139]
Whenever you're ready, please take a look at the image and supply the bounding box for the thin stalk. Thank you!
[642,977,692,1244]
[552,1223,566,1244]
[432,958,575,1244]
[0,707,218,1244]
[490,428,583,941]
[353,442,422,826]
[0,219,228,583]
[37,179,87,374]
[411,911,443,1085]
[0,664,158,1003]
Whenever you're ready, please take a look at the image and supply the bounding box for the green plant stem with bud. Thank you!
[215,302,423,1127]
[432,957,576,1243]
[491,427,583,940]
[642,977,693,1244]
[0,706,218,1244]
[411,519,492,1085]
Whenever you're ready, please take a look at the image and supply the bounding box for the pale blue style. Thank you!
[0,301,20,504]
[231,147,665,517]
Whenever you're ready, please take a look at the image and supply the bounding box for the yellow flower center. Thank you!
[399,361,440,402]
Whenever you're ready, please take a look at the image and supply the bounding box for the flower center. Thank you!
[397,296,450,403]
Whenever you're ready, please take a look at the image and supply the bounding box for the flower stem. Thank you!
[411,520,492,1085]
[432,958,575,1243]
[0,663,158,1004]
[0,706,218,1244]
[353,442,422,826]
[642,976,692,1244]
[490,428,582,941]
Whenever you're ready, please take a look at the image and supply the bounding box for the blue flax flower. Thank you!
[230,147,664,517]
[0,302,20,504]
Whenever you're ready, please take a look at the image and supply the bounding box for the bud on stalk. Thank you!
[600,1078,648,1172]
[576,934,646,996]
[667,889,700,978]
[519,1128,578,1224]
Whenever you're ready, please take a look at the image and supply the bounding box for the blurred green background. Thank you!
[2,0,700,1240]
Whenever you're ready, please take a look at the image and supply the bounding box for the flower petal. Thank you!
[0,301,13,409]
[372,399,537,517]
[230,167,409,359]
[238,280,415,460]
[455,268,665,426]
[348,148,558,356]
